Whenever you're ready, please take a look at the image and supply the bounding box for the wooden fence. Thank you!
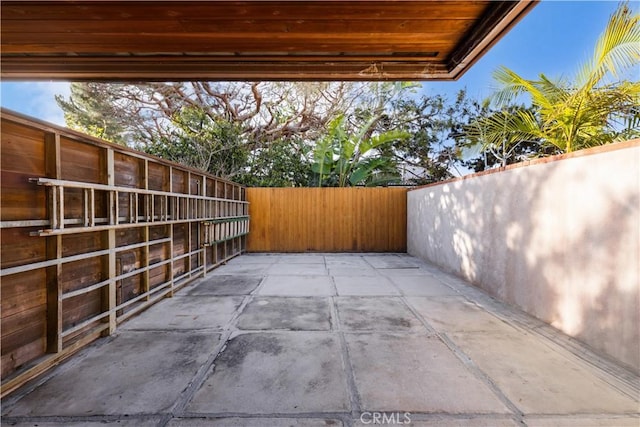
[246,187,407,252]
[0,109,248,396]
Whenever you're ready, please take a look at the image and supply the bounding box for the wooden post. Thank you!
[44,132,62,353]
[135,192,139,223]
[129,193,135,223]
[144,225,150,300]
[89,188,95,227]
[49,186,59,230]
[168,166,175,296]
[103,148,116,335]
[57,187,65,230]
[186,172,192,277]
[213,179,218,264]
[143,159,149,222]
[83,189,90,227]
[168,223,174,296]
[201,175,207,276]
[242,187,248,252]
[223,183,228,260]
[143,160,150,300]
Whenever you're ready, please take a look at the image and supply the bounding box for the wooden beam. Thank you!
[0,18,476,37]
[0,57,452,81]
[0,1,537,81]
[44,132,62,354]
[1,2,491,22]
[447,0,538,78]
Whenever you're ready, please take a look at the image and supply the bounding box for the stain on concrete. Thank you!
[382,316,412,328]
[4,332,221,417]
[216,334,284,368]
[188,332,350,413]
[236,297,331,331]
[336,297,423,332]
[188,275,262,296]
[121,296,244,330]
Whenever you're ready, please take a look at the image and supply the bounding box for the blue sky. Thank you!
[421,0,630,100]
[0,1,631,127]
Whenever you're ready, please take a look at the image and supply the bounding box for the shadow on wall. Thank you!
[408,144,640,373]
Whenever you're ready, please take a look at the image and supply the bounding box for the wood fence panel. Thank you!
[246,187,407,252]
[0,109,249,396]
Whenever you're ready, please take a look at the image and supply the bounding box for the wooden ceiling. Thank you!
[1,1,537,81]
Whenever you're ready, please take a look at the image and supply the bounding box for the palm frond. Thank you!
[537,74,572,105]
[582,2,640,88]
[486,2,639,154]
[492,66,555,110]
[465,109,543,150]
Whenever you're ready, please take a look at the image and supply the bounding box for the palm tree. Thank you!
[470,2,640,153]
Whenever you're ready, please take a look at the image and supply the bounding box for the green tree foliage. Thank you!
[460,104,564,170]
[463,137,561,173]
[308,82,415,187]
[468,2,640,154]
[311,114,409,187]
[388,90,488,184]
[237,138,312,187]
[57,81,365,182]
[143,107,248,179]
[55,83,130,145]
[56,81,482,186]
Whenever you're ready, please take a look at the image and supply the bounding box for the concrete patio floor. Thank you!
[2,253,639,427]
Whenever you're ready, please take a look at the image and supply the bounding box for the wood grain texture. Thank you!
[1,110,247,392]
[0,268,47,377]
[246,187,407,253]
[0,1,537,81]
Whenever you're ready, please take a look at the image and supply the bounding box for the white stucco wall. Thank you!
[407,141,640,372]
